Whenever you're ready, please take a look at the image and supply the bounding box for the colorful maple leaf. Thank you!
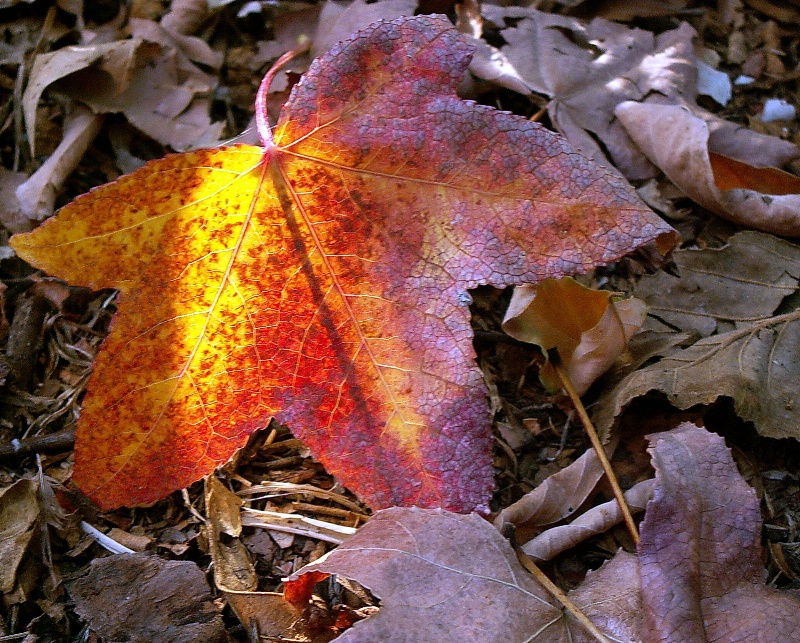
[10,16,675,512]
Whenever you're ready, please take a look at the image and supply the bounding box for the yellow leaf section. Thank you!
[10,147,276,505]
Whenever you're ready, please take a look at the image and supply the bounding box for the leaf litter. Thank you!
[1,0,800,641]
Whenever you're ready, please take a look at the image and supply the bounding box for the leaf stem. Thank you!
[256,43,311,148]
[551,351,640,545]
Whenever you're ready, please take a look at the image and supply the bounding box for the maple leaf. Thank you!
[10,16,675,512]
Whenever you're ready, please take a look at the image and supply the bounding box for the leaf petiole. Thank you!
[256,42,311,149]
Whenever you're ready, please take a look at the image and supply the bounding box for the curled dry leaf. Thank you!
[311,0,417,58]
[24,27,222,152]
[205,476,257,593]
[616,102,800,235]
[596,232,800,441]
[503,277,647,395]
[12,105,104,229]
[493,447,605,539]
[523,478,654,562]
[10,17,675,512]
[23,39,145,155]
[285,507,589,642]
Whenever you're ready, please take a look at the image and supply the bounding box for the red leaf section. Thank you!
[10,16,675,512]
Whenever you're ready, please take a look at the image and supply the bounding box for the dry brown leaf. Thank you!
[523,479,654,562]
[13,105,104,229]
[596,232,800,441]
[635,230,800,337]
[0,478,39,595]
[205,476,258,593]
[503,278,647,395]
[128,17,223,69]
[567,551,642,642]
[286,507,592,642]
[24,25,223,153]
[70,553,229,643]
[160,0,209,35]
[23,39,144,155]
[616,102,800,235]
[311,0,417,58]
[224,590,337,643]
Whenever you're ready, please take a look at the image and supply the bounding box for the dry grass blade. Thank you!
[551,351,640,544]
[238,481,368,516]
[240,508,357,545]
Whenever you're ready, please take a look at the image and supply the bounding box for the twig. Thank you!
[0,427,75,458]
[551,350,639,545]
[514,546,611,643]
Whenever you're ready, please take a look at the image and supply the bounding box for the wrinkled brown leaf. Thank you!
[567,551,642,642]
[616,102,800,235]
[494,447,605,537]
[24,28,223,152]
[11,105,104,229]
[596,232,800,440]
[523,479,654,562]
[311,0,417,58]
[205,476,257,593]
[71,553,230,643]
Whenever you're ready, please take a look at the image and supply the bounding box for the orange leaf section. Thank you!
[10,16,675,512]
[709,151,800,194]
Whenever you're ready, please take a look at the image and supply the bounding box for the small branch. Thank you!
[0,427,75,458]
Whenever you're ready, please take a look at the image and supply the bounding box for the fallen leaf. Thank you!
[567,551,642,642]
[481,7,697,179]
[311,0,417,58]
[23,39,145,155]
[563,425,800,642]
[523,479,654,562]
[70,553,230,643]
[0,478,39,594]
[11,16,675,512]
[494,447,606,539]
[12,105,105,229]
[595,232,800,440]
[24,29,223,152]
[503,277,647,395]
[639,424,800,641]
[635,230,800,337]
[285,507,580,642]
[205,476,258,592]
[616,101,800,235]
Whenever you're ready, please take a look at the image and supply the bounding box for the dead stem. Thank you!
[551,351,640,545]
